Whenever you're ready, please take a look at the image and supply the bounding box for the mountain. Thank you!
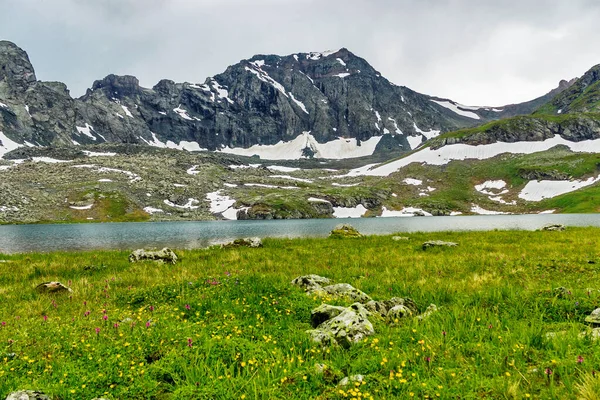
[427,64,600,150]
[0,41,570,160]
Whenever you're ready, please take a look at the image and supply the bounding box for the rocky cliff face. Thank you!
[0,41,571,160]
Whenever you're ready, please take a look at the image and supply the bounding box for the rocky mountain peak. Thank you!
[0,40,37,94]
[90,74,141,98]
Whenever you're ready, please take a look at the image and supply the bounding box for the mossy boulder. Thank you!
[422,240,458,250]
[329,224,362,238]
[35,281,72,294]
[129,248,178,264]
[307,303,374,348]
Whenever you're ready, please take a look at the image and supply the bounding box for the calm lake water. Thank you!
[0,214,599,254]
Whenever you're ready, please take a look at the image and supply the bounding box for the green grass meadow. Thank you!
[2,228,600,399]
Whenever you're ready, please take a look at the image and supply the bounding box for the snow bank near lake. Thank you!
[346,136,600,177]
[518,176,600,201]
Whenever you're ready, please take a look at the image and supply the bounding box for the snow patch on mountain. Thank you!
[518,176,600,201]
[245,65,288,97]
[220,131,382,160]
[76,123,97,140]
[289,93,308,114]
[333,204,367,218]
[0,131,22,157]
[431,100,481,120]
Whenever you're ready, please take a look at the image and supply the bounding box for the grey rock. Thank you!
[541,224,566,231]
[364,300,388,317]
[365,297,418,317]
[35,281,72,294]
[585,308,600,326]
[128,248,178,264]
[392,236,409,241]
[311,304,347,327]
[579,327,600,341]
[338,375,364,387]
[291,274,331,292]
[322,283,372,303]
[417,304,439,321]
[221,237,263,248]
[329,224,362,238]
[422,240,458,250]
[387,305,414,323]
[5,391,50,400]
[307,303,374,348]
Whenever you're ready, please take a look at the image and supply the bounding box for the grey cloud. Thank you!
[1,0,599,105]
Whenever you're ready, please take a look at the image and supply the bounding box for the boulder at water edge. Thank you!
[541,224,566,231]
[221,237,263,248]
[128,248,178,264]
[329,224,362,238]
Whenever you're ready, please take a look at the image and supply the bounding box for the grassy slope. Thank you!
[376,146,600,214]
[2,229,600,399]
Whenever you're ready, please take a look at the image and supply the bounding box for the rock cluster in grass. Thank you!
[329,224,362,238]
[5,390,50,400]
[220,237,263,248]
[128,248,178,264]
[292,274,438,347]
[422,240,458,250]
[35,281,72,294]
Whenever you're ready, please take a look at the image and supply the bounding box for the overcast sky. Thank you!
[2,0,600,106]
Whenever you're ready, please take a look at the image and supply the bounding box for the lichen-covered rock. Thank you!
[338,375,365,387]
[422,240,458,250]
[365,297,418,317]
[541,224,565,231]
[364,300,388,317]
[322,283,372,303]
[35,281,72,294]
[387,305,414,323]
[311,304,347,328]
[221,237,263,248]
[384,297,419,314]
[392,236,409,241]
[128,248,178,264]
[585,308,600,325]
[417,304,439,321]
[291,275,331,292]
[5,391,50,400]
[307,303,374,348]
[329,224,362,238]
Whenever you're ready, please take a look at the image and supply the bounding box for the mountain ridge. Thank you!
[0,40,574,160]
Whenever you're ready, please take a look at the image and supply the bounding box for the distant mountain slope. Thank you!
[419,63,600,151]
[0,41,572,160]
[536,65,600,114]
